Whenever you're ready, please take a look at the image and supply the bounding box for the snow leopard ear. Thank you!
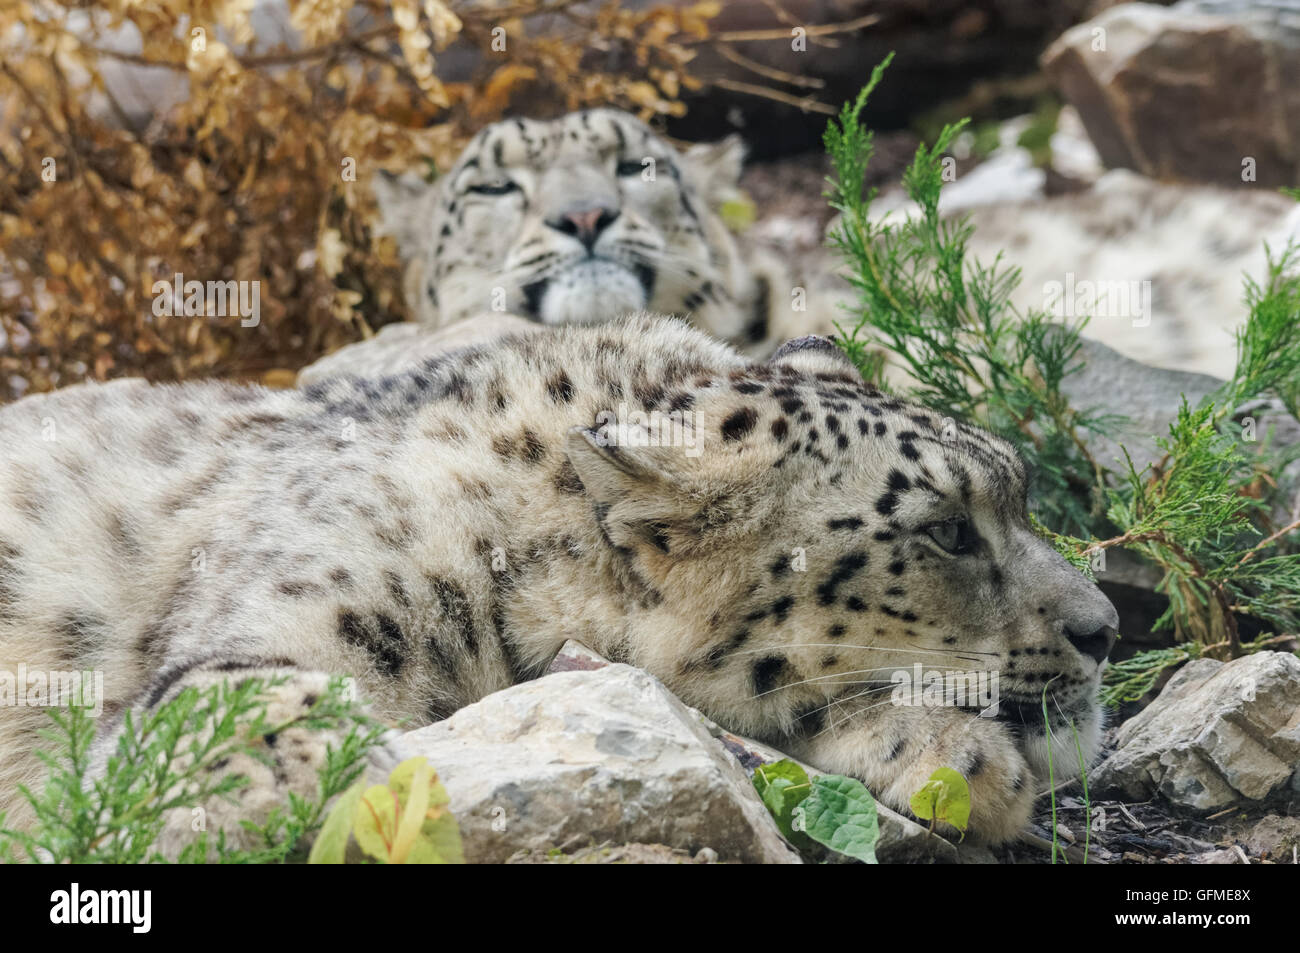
[372,169,435,257]
[769,335,860,378]
[684,134,746,202]
[564,427,700,555]
[565,427,677,505]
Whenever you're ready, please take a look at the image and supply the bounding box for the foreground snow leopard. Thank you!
[0,316,1117,851]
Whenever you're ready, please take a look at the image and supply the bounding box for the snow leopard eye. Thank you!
[615,159,646,177]
[467,180,519,196]
[924,518,977,555]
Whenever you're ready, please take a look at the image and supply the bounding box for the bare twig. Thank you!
[709,78,836,115]
[1233,516,1300,570]
[712,44,825,89]
[1018,831,1104,865]
[683,12,881,44]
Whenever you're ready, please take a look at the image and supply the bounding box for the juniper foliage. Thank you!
[0,676,384,864]
[825,57,1300,701]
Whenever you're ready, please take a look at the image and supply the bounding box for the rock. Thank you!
[1043,1,1300,186]
[398,654,801,864]
[506,842,721,863]
[954,843,1001,864]
[865,107,1101,223]
[1192,847,1246,863]
[1241,814,1300,860]
[1060,335,1222,474]
[545,640,959,863]
[939,328,1300,648]
[1092,652,1300,811]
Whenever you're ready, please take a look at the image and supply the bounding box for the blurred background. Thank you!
[2,0,1298,401]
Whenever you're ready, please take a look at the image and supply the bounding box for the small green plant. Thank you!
[308,756,464,864]
[1037,683,1095,865]
[0,675,388,864]
[1068,718,1092,864]
[752,759,880,863]
[1040,682,1063,864]
[825,55,1300,685]
[826,56,1113,538]
[909,767,971,838]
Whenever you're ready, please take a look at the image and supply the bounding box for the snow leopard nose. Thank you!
[549,205,619,249]
[1065,622,1117,664]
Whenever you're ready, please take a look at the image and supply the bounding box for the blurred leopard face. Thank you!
[374,109,767,345]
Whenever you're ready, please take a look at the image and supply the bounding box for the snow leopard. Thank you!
[0,315,1118,852]
[368,108,810,353]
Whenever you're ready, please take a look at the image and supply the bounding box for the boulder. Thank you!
[1092,651,1300,811]
[1241,813,1300,860]
[1043,1,1300,186]
[398,652,801,864]
[546,640,959,863]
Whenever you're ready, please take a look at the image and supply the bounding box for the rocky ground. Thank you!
[383,640,1300,865]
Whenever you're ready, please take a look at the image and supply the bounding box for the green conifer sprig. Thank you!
[825,56,1300,693]
[0,676,384,864]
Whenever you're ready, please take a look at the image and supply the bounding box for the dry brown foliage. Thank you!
[0,0,730,399]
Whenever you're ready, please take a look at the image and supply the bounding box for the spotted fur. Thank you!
[0,316,1117,849]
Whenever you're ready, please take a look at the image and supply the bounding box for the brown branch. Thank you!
[1233,517,1300,570]
[710,77,835,115]
[753,0,845,48]
[1086,527,1243,655]
[712,43,825,89]
[682,12,881,44]
[80,25,401,73]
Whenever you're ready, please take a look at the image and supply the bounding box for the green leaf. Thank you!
[406,806,465,865]
[909,767,971,835]
[353,785,400,863]
[719,195,757,232]
[752,759,813,849]
[385,756,464,864]
[307,779,365,864]
[794,774,879,864]
[389,758,432,863]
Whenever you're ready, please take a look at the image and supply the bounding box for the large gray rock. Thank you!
[1092,651,1300,810]
[1044,1,1300,186]
[398,655,801,864]
[549,640,959,863]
